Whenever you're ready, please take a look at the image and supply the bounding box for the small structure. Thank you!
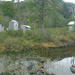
[68,21,75,31]
[9,20,18,30]
[0,24,4,31]
[20,25,31,30]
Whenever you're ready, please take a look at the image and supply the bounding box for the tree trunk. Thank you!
[41,13,44,35]
[18,0,20,29]
[41,0,45,36]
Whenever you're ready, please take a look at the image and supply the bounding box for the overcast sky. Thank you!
[0,0,24,2]
[1,0,75,3]
[63,0,75,3]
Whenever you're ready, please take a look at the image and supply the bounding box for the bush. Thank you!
[6,30,23,37]
[4,38,23,52]
[24,30,53,43]
[0,31,7,43]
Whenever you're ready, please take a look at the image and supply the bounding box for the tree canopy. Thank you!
[0,0,73,28]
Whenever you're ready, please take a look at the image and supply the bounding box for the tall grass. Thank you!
[0,28,75,53]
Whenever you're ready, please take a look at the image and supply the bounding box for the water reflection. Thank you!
[45,57,75,75]
[0,55,75,75]
[0,47,75,75]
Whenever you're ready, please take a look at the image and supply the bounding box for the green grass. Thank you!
[0,28,75,53]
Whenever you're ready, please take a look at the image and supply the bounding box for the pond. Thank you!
[45,57,75,75]
[0,47,75,75]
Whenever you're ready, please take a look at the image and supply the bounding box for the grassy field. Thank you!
[0,28,75,53]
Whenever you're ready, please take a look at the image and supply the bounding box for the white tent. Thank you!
[68,21,75,31]
[20,25,31,30]
[68,21,75,25]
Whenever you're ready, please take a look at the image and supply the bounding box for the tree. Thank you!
[0,10,9,27]
[19,1,39,28]
[0,1,16,18]
[34,0,57,35]
[34,0,47,35]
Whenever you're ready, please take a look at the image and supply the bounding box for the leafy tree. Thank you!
[0,1,16,18]
[0,10,9,27]
[19,1,39,28]
[0,0,73,28]
[34,0,49,35]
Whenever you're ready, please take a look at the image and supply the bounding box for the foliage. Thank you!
[6,30,23,37]
[0,0,73,28]
[0,0,75,53]
[4,38,23,52]
[0,31,7,43]
[0,1,16,18]
[0,10,9,27]
[0,28,75,53]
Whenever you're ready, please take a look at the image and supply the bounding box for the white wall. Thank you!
[0,25,4,31]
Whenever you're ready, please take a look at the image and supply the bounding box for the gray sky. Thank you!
[0,0,24,2]
[63,0,75,3]
[0,0,75,3]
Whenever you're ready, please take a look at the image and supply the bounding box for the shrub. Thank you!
[4,38,23,52]
[24,30,53,43]
[6,30,23,37]
[0,31,7,43]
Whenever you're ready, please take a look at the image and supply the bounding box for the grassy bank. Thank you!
[0,28,75,53]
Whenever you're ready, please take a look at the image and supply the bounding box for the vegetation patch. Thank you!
[0,28,75,54]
